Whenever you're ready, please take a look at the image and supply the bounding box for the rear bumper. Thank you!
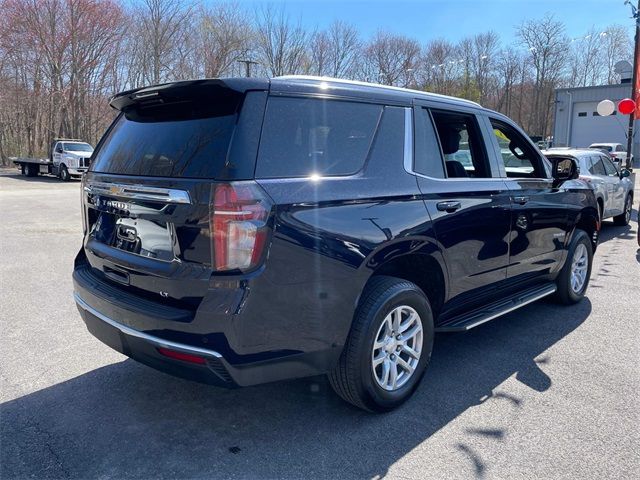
[73,262,342,387]
[74,293,235,386]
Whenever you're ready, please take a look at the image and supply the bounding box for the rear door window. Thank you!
[602,156,619,176]
[429,110,490,178]
[590,156,606,175]
[256,97,382,178]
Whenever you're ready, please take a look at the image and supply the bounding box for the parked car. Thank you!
[73,76,599,412]
[543,148,634,226]
[588,143,632,167]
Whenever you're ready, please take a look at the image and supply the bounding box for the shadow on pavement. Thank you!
[598,217,636,244]
[1,299,592,479]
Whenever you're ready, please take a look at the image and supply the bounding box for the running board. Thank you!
[435,283,557,332]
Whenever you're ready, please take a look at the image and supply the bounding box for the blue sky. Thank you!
[236,0,635,44]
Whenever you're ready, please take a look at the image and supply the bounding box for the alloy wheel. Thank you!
[371,305,423,391]
[570,243,588,294]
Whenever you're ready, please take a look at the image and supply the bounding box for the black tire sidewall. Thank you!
[357,286,434,411]
[60,166,69,181]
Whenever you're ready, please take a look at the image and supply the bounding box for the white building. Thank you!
[553,83,639,159]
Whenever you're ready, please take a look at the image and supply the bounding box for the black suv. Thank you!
[73,76,599,412]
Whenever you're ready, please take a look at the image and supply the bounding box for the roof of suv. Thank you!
[542,148,608,158]
[272,75,482,108]
[110,76,484,112]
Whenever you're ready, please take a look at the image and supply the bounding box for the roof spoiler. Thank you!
[109,78,269,111]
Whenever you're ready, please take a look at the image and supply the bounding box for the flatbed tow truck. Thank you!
[13,138,94,181]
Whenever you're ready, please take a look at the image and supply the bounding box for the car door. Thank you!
[590,155,614,215]
[602,155,624,216]
[53,142,63,167]
[483,115,570,283]
[411,104,512,311]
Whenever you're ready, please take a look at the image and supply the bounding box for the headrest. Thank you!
[438,126,461,155]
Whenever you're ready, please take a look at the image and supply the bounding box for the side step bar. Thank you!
[435,283,557,332]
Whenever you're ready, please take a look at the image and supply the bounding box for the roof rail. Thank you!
[274,75,482,107]
[52,138,85,142]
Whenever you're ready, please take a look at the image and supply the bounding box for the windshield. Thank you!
[64,143,93,152]
[591,145,612,152]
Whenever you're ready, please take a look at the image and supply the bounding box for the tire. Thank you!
[21,164,27,175]
[328,276,435,412]
[24,163,38,177]
[597,200,604,223]
[555,229,593,305]
[613,194,632,226]
[59,165,70,182]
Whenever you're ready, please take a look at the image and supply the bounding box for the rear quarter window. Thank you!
[256,97,382,178]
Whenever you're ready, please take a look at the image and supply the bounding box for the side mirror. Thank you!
[620,168,631,178]
[551,157,579,183]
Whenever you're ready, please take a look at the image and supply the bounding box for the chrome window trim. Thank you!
[74,293,223,359]
[403,107,413,175]
[83,182,192,204]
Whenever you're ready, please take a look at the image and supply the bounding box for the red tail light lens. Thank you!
[210,182,272,272]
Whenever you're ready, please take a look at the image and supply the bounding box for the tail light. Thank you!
[210,182,273,272]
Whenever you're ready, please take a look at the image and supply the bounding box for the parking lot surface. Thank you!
[1,169,639,479]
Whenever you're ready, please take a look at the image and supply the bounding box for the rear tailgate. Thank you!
[79,79,268,307]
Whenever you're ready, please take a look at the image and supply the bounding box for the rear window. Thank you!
[256,97,382,178]
[90,96,240,178]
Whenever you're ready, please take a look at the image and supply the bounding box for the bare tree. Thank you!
[518,14,569,136]
[495,47,522,118]
[600,24,634,84]
[196,2,251,78]
[568,27,604,87]
[471,31,500,105]
[363,30,420,86]
[307,21,361,78]
[420,39,458,96]
[308,29,331,76]
[130,0,194,85]
[326,21,361,78]
[254,6,308,76]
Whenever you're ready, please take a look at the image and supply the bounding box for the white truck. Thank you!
[13,138,94,181]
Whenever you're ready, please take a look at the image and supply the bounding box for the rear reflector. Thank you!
[157,347,207,365]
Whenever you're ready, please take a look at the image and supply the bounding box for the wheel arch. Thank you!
[364,250,447,320]
[573,206,599,253]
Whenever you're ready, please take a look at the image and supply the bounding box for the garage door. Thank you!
[570,101,628,148]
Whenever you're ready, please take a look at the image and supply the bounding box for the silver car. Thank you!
[543,148,634,226]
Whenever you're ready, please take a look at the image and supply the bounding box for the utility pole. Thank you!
[625,0,640,169]
[237,59,259,78]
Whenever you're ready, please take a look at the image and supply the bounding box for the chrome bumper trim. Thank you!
[74,293,222,359]
[83,182,192,204]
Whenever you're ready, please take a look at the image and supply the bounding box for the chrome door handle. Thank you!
[436,201,462,213]
[513,196,529,205]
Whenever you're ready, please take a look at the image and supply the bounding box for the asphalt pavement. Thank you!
[1,169,639,479]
